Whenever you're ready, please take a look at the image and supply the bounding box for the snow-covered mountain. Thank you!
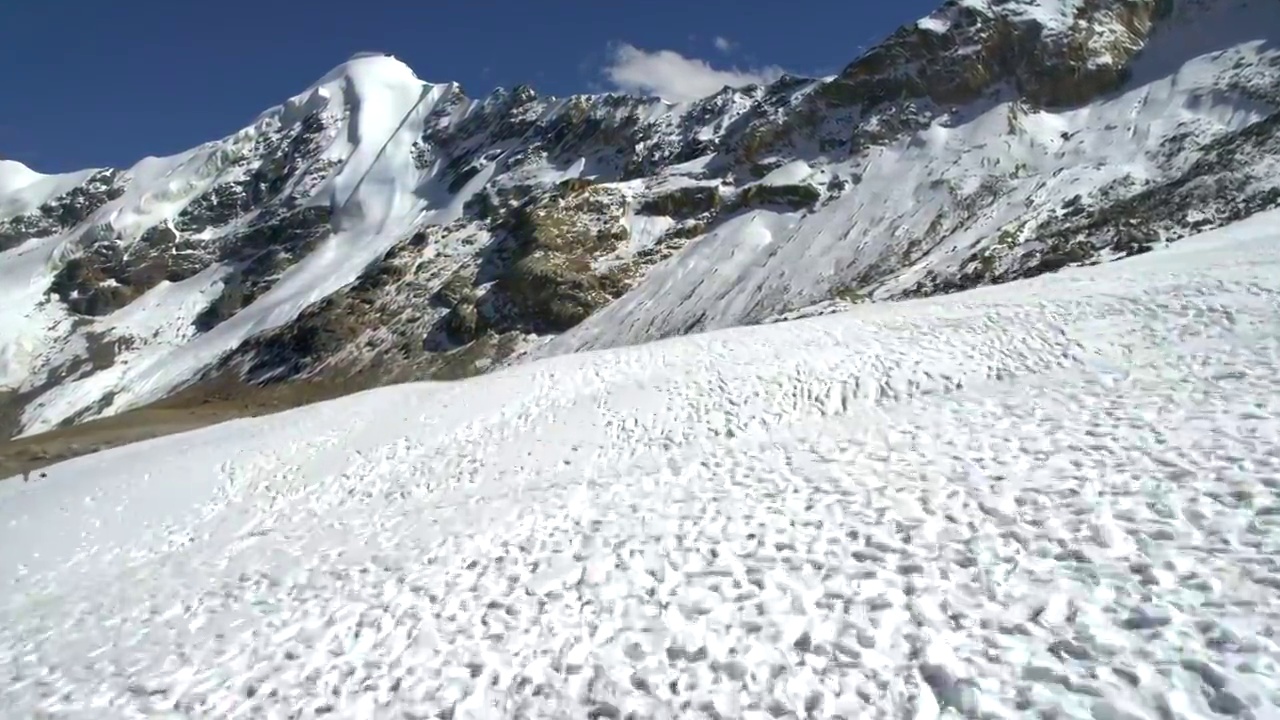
[3,206,1279,717]
[4,0,1280,438]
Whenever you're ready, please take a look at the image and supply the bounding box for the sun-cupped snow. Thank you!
[2,212,1280,718]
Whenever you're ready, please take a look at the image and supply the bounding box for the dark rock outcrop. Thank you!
[0,170,126,252]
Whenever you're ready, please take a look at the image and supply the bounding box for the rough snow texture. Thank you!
[2,213,1279,718]
[4,0,1280,438]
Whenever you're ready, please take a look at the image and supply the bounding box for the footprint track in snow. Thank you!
[2,222,1280,717]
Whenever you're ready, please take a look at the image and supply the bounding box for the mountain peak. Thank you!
[270,52,427,126]
[312,52,422,90]
[0,160,42,190]
[829,0,1161,110]
[2,0,1280,442]
[0,160,47,219]
[0,160,101,221]
[918,0,1101,33]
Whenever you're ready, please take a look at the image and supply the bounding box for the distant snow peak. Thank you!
[0,160,42,191]
[304,53,426,106]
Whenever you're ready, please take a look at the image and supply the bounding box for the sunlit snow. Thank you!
[2,211,1279,718]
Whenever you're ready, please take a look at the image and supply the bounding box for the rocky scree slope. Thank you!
[2,0,1279,440]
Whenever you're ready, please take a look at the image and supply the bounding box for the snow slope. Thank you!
[3,211,1279,718]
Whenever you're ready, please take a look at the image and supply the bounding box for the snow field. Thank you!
[1,213,1279,718]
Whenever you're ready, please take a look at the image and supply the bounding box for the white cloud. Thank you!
[602,44,786,104]
[713,36,734,53]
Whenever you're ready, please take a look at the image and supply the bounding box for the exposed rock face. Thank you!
[194,205,335,332]
[840,0,1158,109]
[40,112,339,323]
[1013,109,1280,273]
[483,185,632,333]
[0,170,126,252]
[4,0,1280,438]
[739,0,1165,157]
[212,182,636,389]
[911,107,1280,296]
[639,186,722,219]
[175,112,336,235]
[734,183,822,212]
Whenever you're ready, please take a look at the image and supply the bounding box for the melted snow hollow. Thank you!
[2,211,1279,718]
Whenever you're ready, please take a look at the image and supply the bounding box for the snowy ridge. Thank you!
[0,161,98,220]
[2,213,1279,717]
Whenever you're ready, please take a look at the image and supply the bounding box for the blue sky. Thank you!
[2,0,939,173]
